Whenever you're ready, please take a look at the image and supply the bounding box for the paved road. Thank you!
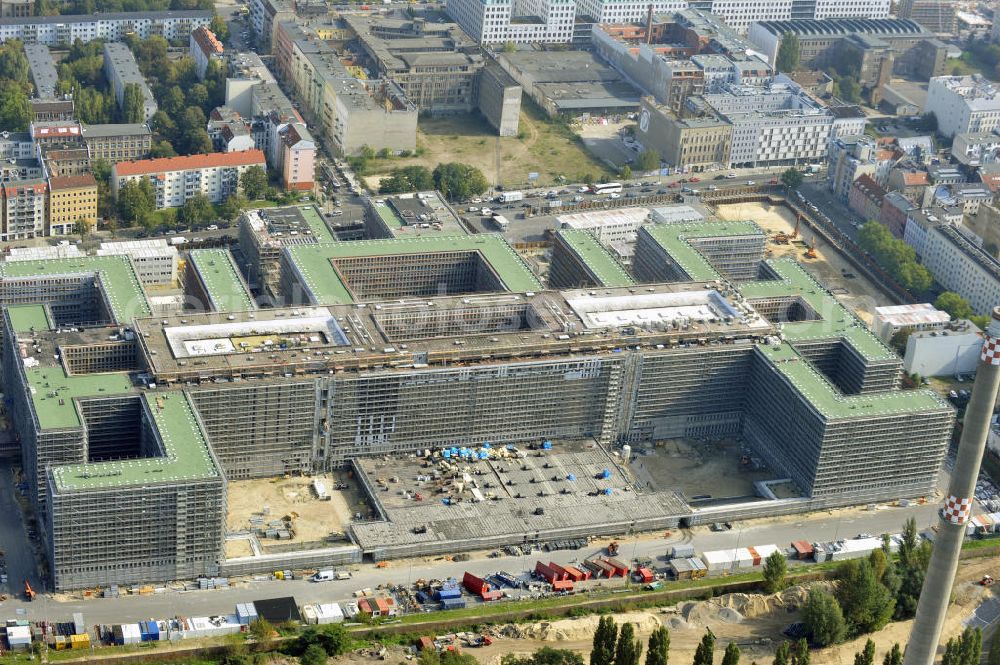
[0,465,42,600]
[963,594,1000,630]
[0,499,942,625]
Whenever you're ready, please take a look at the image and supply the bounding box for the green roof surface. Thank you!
[557,229,635,287]
[7,304,52,334]
[642,221,765,282]
[285,235,543,304]
[299,205,336,243]
[188,249,255,313]
[739,259,894,361]
[0,255,150,322]
[25,363,134,430]
[50,391,221,492]
[374,201,403,230]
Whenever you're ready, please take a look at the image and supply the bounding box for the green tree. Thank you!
[722,642,740,665]
[692,630,714,665]
[210,13,229,42]
[0,83,30,132]
[150,140,177,158]
[186,82,209,110]
[942,628,982,665]
[240,165,269,200]
[379,165,434,194]
[503,41,517,53]
[247,618,274,650]
[780,168,803,190]
[528,648,584,665]
[791,640,809,665]
[775,32,800,72]
[636,150,660,172]
[162,85,186,117]
[184,127,213,154]
[621,165,632,180]
[857,221,933,294]
[178,192,213,226]
[122,82,145,123]
[614,623,642,665]
[645,627,669,665]
[854,640,875,665]
[935,292,974,320]
[801,589,847,647]
[219,193,249,221]
[883,644,903,665]
[772,642,790,665]
[116,179,156,225]
[301,643,328,665]
[0,40,29,83]
[432,162,489,201]
[763,551,787,593]
[894,517,931,620]
[837,559,895,636]
[888,328,911,355]
[591,617,618,665]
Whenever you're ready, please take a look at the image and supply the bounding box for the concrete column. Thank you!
[903,306,1000,665]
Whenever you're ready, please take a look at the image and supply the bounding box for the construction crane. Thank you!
[23,579,35,601]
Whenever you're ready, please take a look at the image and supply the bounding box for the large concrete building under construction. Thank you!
[0,215,954,589]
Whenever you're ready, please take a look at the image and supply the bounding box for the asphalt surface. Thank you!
[0,464,42,601]
[0,498,943,624]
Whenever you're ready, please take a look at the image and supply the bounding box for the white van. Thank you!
[313,570,335,582]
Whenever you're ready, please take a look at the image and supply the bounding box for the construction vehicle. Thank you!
[23,579,35,601]
[376,561,389,568]
[805,238,818,259]
[773,232,790,245]
[980,575,994,587]
[607,541,620,556]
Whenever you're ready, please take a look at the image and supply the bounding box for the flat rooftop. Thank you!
[188,249,256,313]
[374,192,467,237]
[874,303,950,327]
[350,441,690,555]
[641,221,767,282]
[50,391,221,492]
[557,229,635,287]
[0,254,151,322]
[245,205,336,246]
[283,235,542,305]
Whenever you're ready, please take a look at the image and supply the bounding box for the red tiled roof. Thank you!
[902,172,929,186]
[853,174,886,200]
[49,174,97,190]
[114,150,266,177]
[192,25,224,56]
[980,173,1000,192]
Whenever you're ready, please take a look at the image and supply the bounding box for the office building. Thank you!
[898,0,956,34]
[185,248,256,313]
[549,229,636,288]
[97,239,179,287]
[636,97,732,169]
[921,223,1000,314]
[925,75,1000,138]
[103,43,157,122]
[445,0,575,44]
[0,10,211,46]
[46,174,97,236]
[111,150,267,209]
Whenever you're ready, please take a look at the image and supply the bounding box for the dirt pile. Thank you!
[677,583,828,626]
[496,612,662,642]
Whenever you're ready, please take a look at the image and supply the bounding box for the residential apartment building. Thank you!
[103,43,157,122]
[273,22,417,156]
[81,123,152,163]
[248,0,293,51]
[0,10,211,46]
[924,75,1000,138]
[952,131,1000,166]
[921,223,1000,314]
[111,150,267,209]
[190,25,224,80]
[827,135,895,202]
[277,123,315,192]
[25,43,58,101]
[880,191,913,239]
[0,179,47,241]
[848,174,886,223]
[47,174,97,236]
[636,97,732,169]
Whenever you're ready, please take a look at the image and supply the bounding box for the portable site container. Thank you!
[72,613,85,636]
[989,513,1000,532]
[374,598,391,617]
[734,548,755,569]
[315,603,344,624]
[604,558,629,577]
[548,562,570,580]
[791,540,814,560]
[419,636,435,652]
[440,597,466,610]
[701,549,737,572]
[480,589,503,601]
[141,620,160,641]
[551,579,574,592]
[301,605,320,625]
[435,584,462,600]
[590,559,616,577]
[70,634,90,649]
[669,544,695,559]
[749,544,781,565]
[114,624,142,645]
[563,565,589,581]
[236,602,259,625]
[463,572,491,595]
[635,567,654,583]
[53,636,69,650]
[358,598,375,616]
[7,626,31,649]
[535,561,557,582]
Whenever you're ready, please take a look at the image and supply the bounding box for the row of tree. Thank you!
[801,519,930,647]
[0,40,32,132]
[379,163,490,202]
[36,0,213,19]
[857,222,933,294]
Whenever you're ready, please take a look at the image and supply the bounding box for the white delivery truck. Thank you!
[497,191,524,203]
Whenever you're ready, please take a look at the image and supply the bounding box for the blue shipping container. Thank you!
[440,597,466,610]
[435,586,462,600]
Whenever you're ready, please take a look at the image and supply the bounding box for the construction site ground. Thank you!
[226,472,366,547]
[459,556,999,665]
[628,438,781,501]
[359,107,614,192]
[714,201,892,325]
